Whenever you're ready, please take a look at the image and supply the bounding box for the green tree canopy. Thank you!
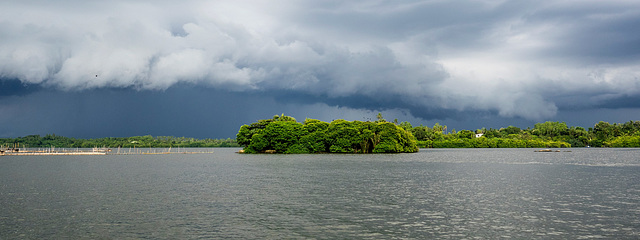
[237,115,418,153]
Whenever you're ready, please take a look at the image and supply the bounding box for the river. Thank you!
[1,148,639,239]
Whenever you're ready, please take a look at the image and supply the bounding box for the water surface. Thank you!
[1,148,639,239]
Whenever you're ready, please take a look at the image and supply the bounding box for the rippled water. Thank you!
[1,148,639,239]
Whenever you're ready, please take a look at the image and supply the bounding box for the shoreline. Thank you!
[1,151,215,156]
[1,152,107,156]
[0,148,214,156]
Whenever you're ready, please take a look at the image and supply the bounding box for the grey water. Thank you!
[1,148,639,239]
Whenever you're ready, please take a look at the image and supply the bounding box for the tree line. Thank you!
[3,118,638,150]
[0,134,239,148]
[406,120,640,148]
[238,114,640,152]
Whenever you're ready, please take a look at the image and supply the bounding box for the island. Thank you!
[236,114,419,153]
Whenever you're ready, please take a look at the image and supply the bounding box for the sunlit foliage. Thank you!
[237,115,418,154]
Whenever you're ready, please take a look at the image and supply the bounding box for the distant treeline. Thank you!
[406,120,640,148]
[0,135,239,148]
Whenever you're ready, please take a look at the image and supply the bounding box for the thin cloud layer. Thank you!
[1,0,640,122]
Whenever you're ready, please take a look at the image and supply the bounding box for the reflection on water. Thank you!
[1,148,639,239]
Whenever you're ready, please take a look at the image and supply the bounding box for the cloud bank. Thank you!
[2,0,640,122]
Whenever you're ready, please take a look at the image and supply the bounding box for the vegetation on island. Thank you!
[238,114,640,152]
[0,135,238,148]
[236,114,419,153]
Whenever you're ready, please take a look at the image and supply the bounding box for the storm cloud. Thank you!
[1,0,639,137]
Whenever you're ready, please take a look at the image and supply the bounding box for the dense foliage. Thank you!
[237,114,419,153]
[0,134,238,148]
[409,120,640,148]
[238,116,640,152]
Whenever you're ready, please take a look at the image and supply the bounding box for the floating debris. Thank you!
[535,149,561,152]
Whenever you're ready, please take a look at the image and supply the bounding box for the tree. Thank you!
[483,128,500,138]
[457,130,474,139]
[372,122,418,153]
[533,121,568,138]
[592,121,613,140]
[411,125,429,141]
[433,123,445,134]
[398,121,413,132]
[376,112,386,122]
[501,126,521,135]
[236,125,253,147]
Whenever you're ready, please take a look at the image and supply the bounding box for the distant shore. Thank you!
[0,147,214,156]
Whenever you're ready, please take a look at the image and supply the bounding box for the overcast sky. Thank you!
[1,0,640,138]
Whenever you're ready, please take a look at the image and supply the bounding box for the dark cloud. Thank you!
[0,79,41,97]
[597,95,640,109]
[1,0,639,137]
[0,84,637,139]
[0,86,275,138]
[268,88,460,121]
[522,1,640,64]
[0,85,434,138]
